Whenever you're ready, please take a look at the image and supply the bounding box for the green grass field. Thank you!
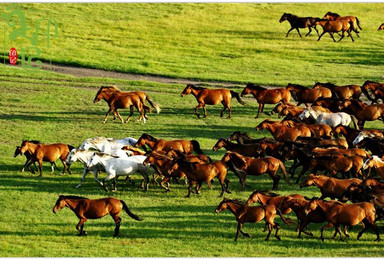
[1,3,384,257]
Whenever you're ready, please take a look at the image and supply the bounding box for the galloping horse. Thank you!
[181,84,245,118]
[221,151,290,190]
[93,86,153,123]
[299,107,359,129]
[255,119,311,141]
[19,140,73,177]
[323,12,362,36]
[212,138,265,157]
[286,83,331,106]
[53,195,142,237]
[353,130,384,146]
[304,198,381,242]
[241,83,291,118]
[215,198,292,241]
[362,156,384,179]
[379,23,384,31]
[79,136,137,153]
[134,133,203,154]
[340,99,384,128]
[314,82,361,100]
[315,18,354,42]
[279,13,319,37]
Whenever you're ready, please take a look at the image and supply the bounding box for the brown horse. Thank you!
[279,13,319,37]
[315,19,354,42]
[312,97,341,113]
[245,190,304,214]
[215,198,292,241]
[226,131,274,145]
[212,138,265,157]
[300,174,362,200]
[286,83,331,106]
[19,140,73,177]
[181,84,245,118]
[52,195,142,237]
[93,86,151,123]
[304,198,380,242]
[379,23,384,31]
[221,152,290,190]
[323,12,362,36]
[255,119,311,141]
[168,153,230,197]
[134,133,203,154]
[281,120,332,139]
[340,99,384,128]
[362,80,384,104]
[314,82,361,100]
[241,83,291,118]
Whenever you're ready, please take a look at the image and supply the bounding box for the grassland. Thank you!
[1,3,384,85]
[1,2,384,257]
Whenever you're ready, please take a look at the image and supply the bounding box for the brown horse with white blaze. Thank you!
[241,83,291,118]
[52,195,142,237]
[181,84,245,118]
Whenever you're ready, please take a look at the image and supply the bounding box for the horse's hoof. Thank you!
[375,238,382,242]
[244,233,251,238]
[276,236,281,241]
[75,184,81,189]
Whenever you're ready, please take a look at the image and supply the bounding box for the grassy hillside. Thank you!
[1,65,384,257]
[1,3,384,85]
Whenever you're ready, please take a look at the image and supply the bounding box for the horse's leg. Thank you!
[270,172,280,190]
[305,27,312,37]
[37,159,43,177]
[317,31,326,41]
[235,222,243,241]
[76,218,87,236]
[255,103,263,118]
[295,28,302,37]
[195,103,204,118]
[348,30,354,42]
[274,223,281,240]
[160,176,171,192]
[202,105,208,118]
[112,215,122,237]
[330,32,337,42]
[224,178,231,193]
[265,222,273,241]
[357,220,368,240]
[320,222,334,242]
[286,27,295,37]
[314,26,319,37]
[337,31,345,42]
[185,181,194,197]
[76,168,89,188]
[220,101,226,118]
[125,106,133,123]
[103,107,113,123]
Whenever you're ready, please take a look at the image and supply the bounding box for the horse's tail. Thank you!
[121,200,143,221]
[356,17,362,30]
[191,140,204,154]
[230,91,246,106]
[350,115,360,131]
[146,95,161,114]
[275,207,294,226]
[278,159,291,185]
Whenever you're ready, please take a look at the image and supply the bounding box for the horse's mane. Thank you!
[187,84,206,90]
[288,83,307,90]
[246,83,267,90]
[253,190,280,197]
[226,198,247,206]
[59,195,88,200]
[141,133,158,142]
[325,11,340,17]
[231,131,251,139]
[100,85,121,92]
[316,82,337,88]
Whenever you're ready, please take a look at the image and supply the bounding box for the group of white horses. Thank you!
[66,137,151,191]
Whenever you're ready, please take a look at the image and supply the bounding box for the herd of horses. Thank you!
[279,11,373,42]
[14,79,384,240]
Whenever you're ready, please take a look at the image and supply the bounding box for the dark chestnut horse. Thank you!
[212,138,265,157]
[134,133,203,154]
[93,86,148,123]
[241,83,291,118]
[245,190,304,214]
[340,99,384,128]
[222,151,290,190]
[323,12,362,36]
[362,80,384,104]
[168,153,230,197]
[227,131,274,145]
[304,198,381,242]
[181,84,245,118]
[215,198,292,241]
[279,13,319,37]
[53,195,142,237]
[314,82,361,100]
[315,19,354,42]
[19,140,73,177]
[300,174,362,200]
[286,83,331,106]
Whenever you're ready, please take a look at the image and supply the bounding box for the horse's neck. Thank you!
[256,194,270,205]
[101,91,116,103]
[64,199,80,211]
[78,151,94,164]
[26,143,38,154]
[312,177,327,189]
[145,139,157,149]
[190,88,201,97]
[316,200,333,213]
[227,202,244,216]
[266,124,280,135]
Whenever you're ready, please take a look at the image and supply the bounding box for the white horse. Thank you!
[87,153,150,191]
[353,131,384,146]
[363,155,384,178]
[79,137,137,153]
[299,107,358,129]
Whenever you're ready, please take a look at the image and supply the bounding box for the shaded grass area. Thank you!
[1,3,384,85]
[1,66,384,256]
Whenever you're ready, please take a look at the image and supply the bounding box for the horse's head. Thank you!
[363,156,376,170]
[279,13,289,23]
[14,146,22,157]
[304,198,319,215]
[19,140,30,155]
[215,198,229,213]
[212,138,227,151]
[241,84,253,97]
[65,149,78,166]
[181,84,193,97]
[86,153,99,168]
[255,119,273,131]
[52,195,67,214]
[298,108,312,120]
[227,131,241,142]
[245,190,261,205]
[300,173,317,188]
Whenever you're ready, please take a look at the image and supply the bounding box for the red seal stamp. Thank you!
[9,47,17,65]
